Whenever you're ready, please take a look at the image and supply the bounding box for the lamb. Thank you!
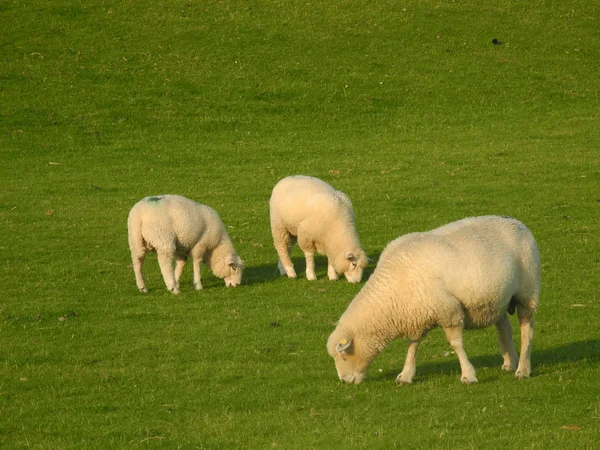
[127,195,244,294]
[269,175,368,283]
[327,215,541,385]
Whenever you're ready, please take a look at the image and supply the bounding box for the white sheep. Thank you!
[327,215,541,385]
[127,195,244,294]
[269,175,368,283]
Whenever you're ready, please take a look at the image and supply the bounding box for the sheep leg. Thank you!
[157,250,179,294]
[396,340,420,384]
[327,262,338,281]
[131,252,148,293]
[515,306,535,379]
[174,256,187,291]
[192,255,203,290]
[304,251,317,280]
[273,232,296,278]
[443,325,477,384]
[495,313,518,372]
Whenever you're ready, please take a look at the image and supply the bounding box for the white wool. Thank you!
[127,195,244,294]
[269,175,368,283]
[328,215,541,385]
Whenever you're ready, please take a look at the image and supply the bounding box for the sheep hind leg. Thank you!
[131,252,148,293]
[157,250,179,294]
[396,340,420,384]
[274,232,296,278]
[443,325,477,384]
[495,313,518,372]
[515,305,535,379]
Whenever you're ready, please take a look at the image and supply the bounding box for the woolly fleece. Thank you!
[127,195,244,293]
[269,175,368,283]
[328,215,541,385]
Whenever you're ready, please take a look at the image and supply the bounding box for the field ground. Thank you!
[1,1,599,448]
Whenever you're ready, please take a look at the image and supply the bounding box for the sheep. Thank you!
[127,195,244,294]
[327,215,541,385]
[269,175,368,283]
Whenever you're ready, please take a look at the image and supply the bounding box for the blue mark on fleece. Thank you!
[147,196,163,203]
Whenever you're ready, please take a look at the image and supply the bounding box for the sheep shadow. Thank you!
[242,252,381,286]
[373,340,600,383]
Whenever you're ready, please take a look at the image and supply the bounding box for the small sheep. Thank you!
[269,175,368,283]
[327,215,541,385]
[127,195,244,294]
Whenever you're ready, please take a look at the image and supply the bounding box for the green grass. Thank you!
[1,0,599,448]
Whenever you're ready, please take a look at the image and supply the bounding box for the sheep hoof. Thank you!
[395,376,413,385]
[170,288,180,295]
[502,363,516,372]
[515,370,530,380]
[306,273,317,281]
[460,375,478,384]
[194,284,203,290]
[138,287,148,293]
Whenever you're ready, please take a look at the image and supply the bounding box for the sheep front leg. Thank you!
[327,262,338,281]
[305,251,317,280]
[157,251,179,294]
[495,313,518,372]
[192,255,203,290]
[396,340,420,384]
[515,306,535,379]
[443,325,477,384]
[174,256,187,292]
[131,253,148,293]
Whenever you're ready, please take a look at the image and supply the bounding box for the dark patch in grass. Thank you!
[243,252,380,286]
[372,340,600,383]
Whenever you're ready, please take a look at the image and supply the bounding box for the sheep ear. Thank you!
[225,255,237,269]
[345,252,355,262]
[336,338,352,353]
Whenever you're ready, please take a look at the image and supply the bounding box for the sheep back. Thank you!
[269,175,360,249]
[338,215,541,339]
[128,195,229,255]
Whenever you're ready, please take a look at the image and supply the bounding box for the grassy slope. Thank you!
[1,0,598,448]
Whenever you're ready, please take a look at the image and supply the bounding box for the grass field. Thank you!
[1,0,599,448]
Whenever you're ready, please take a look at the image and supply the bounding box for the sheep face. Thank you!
[222,255,245,287]
[340,251,368,284]
[327,336,369,384]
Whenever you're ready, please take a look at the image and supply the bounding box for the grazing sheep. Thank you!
[327,215,541,385]
[127,195,244,294]
[269,175,368,283]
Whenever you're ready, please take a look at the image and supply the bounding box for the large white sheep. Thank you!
[127,195,244,294]
[327,215,541,385]
[269,175,368,283]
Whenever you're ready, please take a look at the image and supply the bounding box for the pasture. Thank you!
[1,0,598,448]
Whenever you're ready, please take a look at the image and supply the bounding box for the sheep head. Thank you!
[340,250,368,283]
[327,333,370,384]
[223,254,245,287]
